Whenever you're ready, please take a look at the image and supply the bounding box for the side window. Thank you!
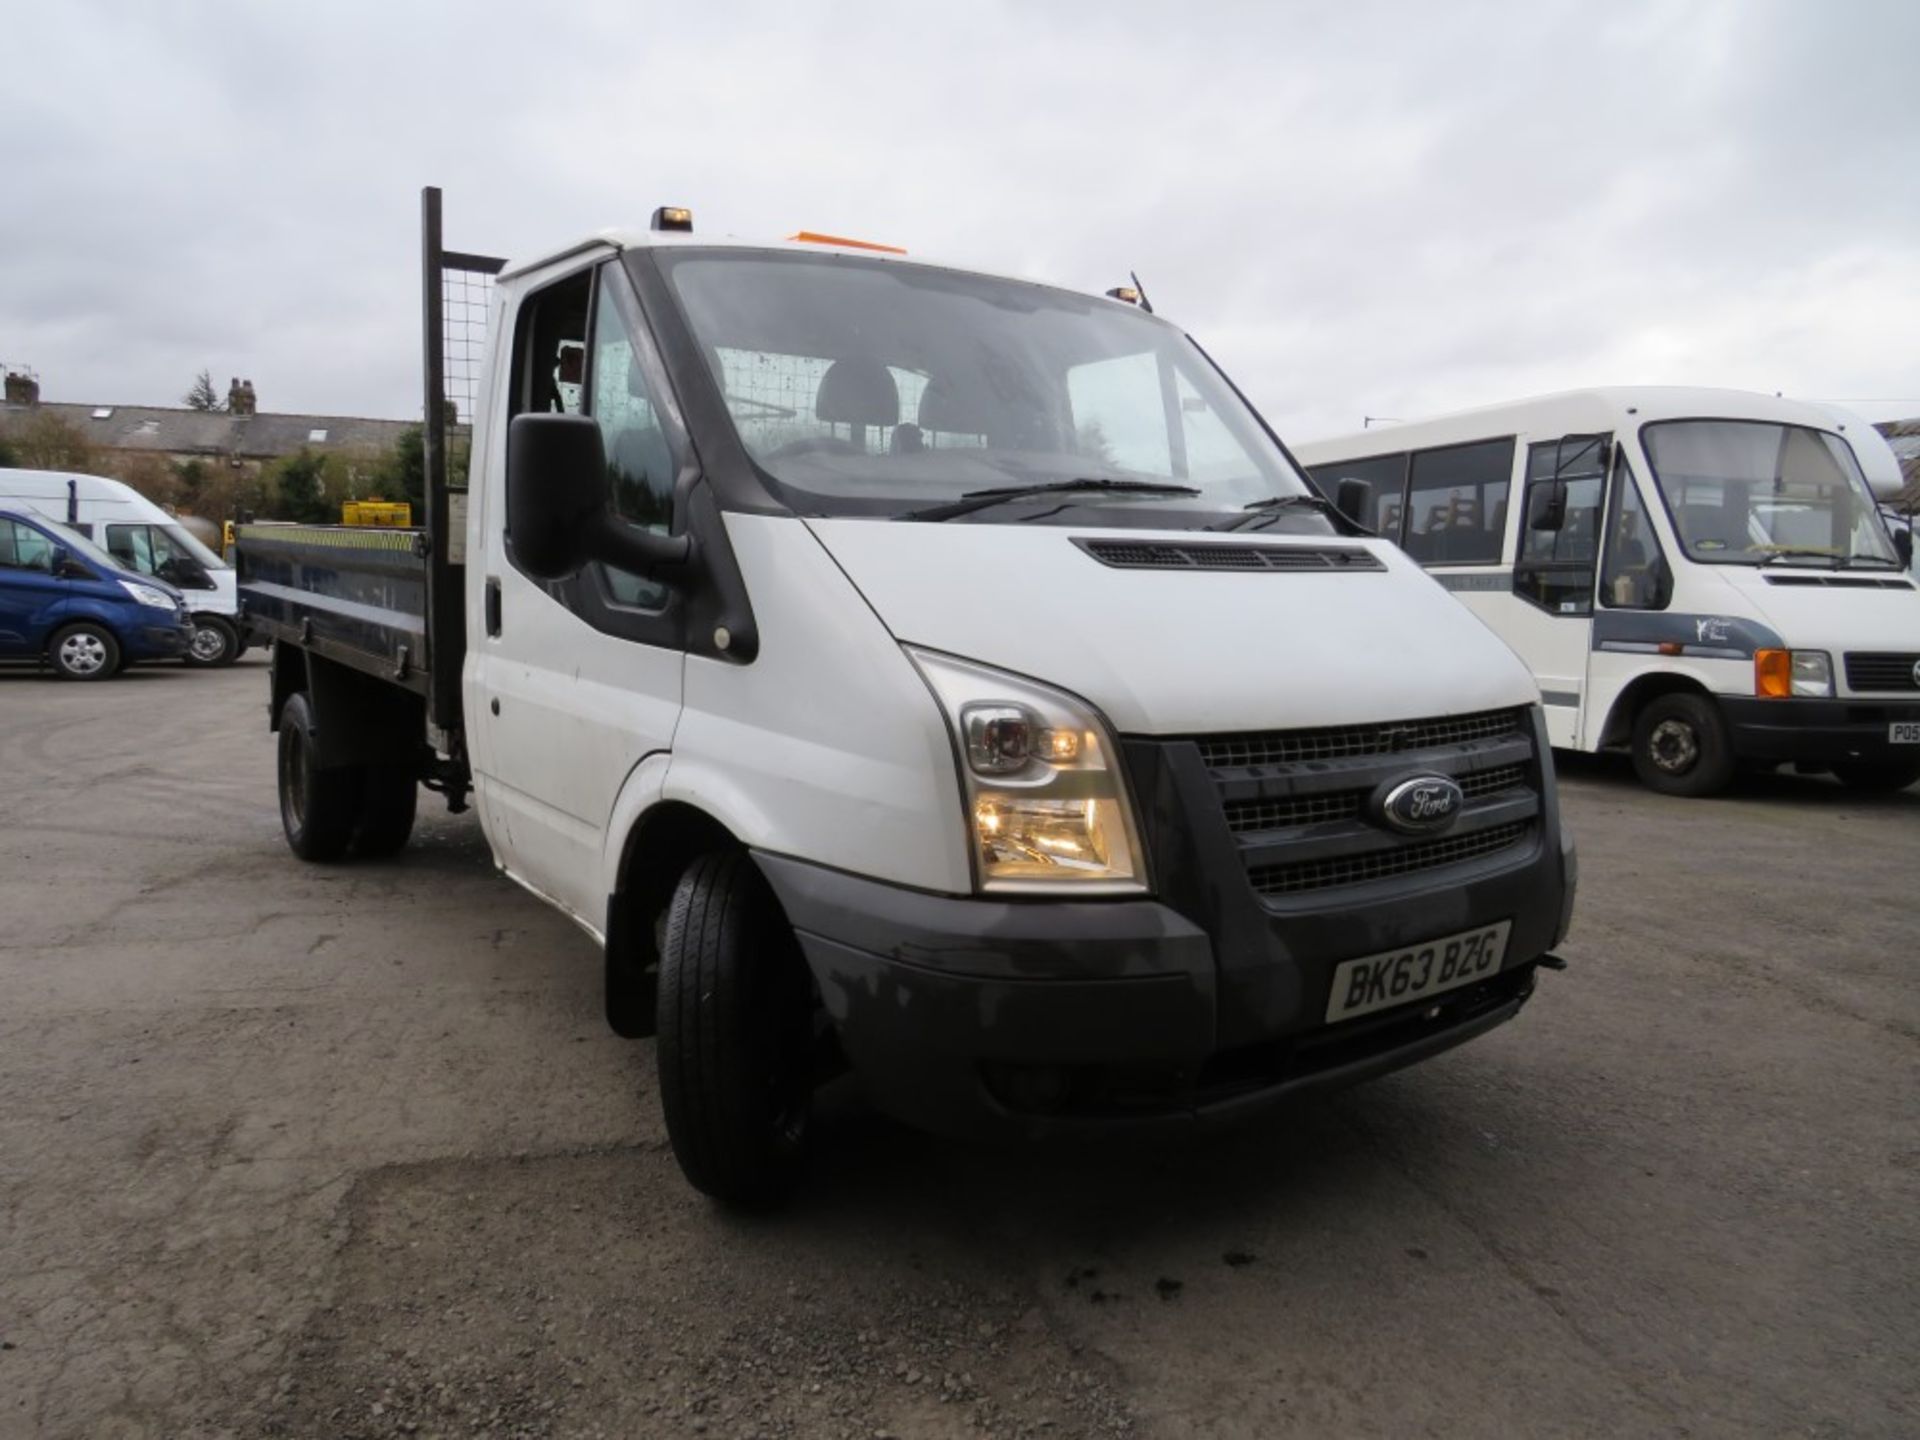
[1600,451,1672,610]
[0,520,19,568]
[1068,352,1170,477]
[106,524,156,574]
[1307,454,1409,541]
[8,522,55,572]
[1402,439,1513,565]
[587,278,673,611]
[511,272,591,419]
[1515,437,1607,615]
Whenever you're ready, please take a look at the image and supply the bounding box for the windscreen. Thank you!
[653,249,1319,525]
[1641,420,1898,567]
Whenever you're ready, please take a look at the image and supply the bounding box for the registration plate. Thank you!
[1892,723,1920,745]
[1325,920,1513,1023]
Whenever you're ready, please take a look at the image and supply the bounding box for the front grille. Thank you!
[1223,763,1532,834]
[1844,652,1920,693]
[1191,708,1540,899]
[1251,823,1532,897]
[1199,708,1523,769]
[1075,538,1385,573]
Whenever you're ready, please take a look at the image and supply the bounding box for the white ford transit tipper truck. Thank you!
[237,190,1576,1203]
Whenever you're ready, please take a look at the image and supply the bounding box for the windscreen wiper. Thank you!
[1760,549,1842,568]
[1840,553,1901,569]
[1212,492,1353,533]
[896,477,1200,523]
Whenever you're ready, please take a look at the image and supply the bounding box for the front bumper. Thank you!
[756,845,1562,1141]
[1720,696,1920,766]
[129,622,193,660]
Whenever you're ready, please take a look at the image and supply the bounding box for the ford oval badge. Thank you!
[1379,775,1464,835]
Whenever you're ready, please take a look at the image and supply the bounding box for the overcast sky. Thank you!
[5,0,1917,440]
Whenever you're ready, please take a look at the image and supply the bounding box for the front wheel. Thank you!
[656,850,816,1206]
[48,622,121,681]
[1631,692,1736,797]
[1831,759,1920,794]
[277,692,363,861]
[185,615,239,667]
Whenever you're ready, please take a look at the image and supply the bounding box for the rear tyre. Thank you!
[1631,692,1736,797]
[48,622,121,681]
[656,850,815,1206]
[353,765,419,857]
[185,615,239,668]
[277,691,363,862]
[1831,759,1920,794]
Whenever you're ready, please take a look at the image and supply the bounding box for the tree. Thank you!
[172,458,209,508]
[371,425,426,511]
[0,435,17,468]
[183,369,222,412]
[10,412,101,473]
[272,448,332,523]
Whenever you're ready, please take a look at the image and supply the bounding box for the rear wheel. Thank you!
[1831,759,1920,794]
[656,850,815,1206]
[277,692,363,861]
[48,622,121,681]
[185,615,239,667]
[1631,692,1736,797]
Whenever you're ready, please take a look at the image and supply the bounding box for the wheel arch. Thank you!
[1594,669,1721,751]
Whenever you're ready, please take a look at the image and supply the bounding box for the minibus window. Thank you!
[1599,452,1671,609]
[1641,420,1898,567]
[106,523,157,573]
[1403,439,1513,565]
[1514,439,1605,616]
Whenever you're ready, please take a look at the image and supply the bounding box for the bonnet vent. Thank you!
[1073,538,1386,572]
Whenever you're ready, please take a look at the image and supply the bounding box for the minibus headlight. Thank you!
[1756,649,1832,699]
[907,648,1147,895]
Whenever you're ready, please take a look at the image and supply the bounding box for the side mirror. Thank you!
[505,413,693,581]
[1333,476,1374,526]
[1894,527,1913,568]
[1529,481,1568,532]
[50,546,90,580]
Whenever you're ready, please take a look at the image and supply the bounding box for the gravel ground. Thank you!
[1,659,1915,1439]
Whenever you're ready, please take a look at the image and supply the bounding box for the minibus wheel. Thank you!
[656,849,814,1206]
[277,691,362,862]
[185,615,239,667]
[1830,759,1920,794]
[353,766,419,858]
[1631,692,1735,797]
[48,622,121,681]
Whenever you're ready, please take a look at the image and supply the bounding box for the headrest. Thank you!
[815,358,899,427]
[917,376,990,435]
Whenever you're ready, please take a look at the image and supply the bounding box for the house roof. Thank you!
[0,401,421,460]
[1876,419,1920,510]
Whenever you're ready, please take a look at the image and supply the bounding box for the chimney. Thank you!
[3,366,40,407]
[236,379,258,417]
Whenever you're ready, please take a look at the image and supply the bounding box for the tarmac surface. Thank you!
[2,658,1916,1439]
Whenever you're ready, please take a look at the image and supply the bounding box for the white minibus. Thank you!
[1295,389,1920,796]
[0,468,251,665]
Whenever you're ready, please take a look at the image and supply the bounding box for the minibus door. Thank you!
[1508,435,1609,748]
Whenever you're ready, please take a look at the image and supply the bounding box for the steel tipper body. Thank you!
[241,189,1574,1202]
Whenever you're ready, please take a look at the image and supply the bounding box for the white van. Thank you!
[1295,389,1920,796]
[0,468,250,665]
[235,192,1579,1202]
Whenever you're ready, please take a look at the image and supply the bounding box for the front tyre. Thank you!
[1631,692,1736,797]
[656,850,815,1206]
[48,622,122,681]
[277,691,363,861]
[185,615,239,667]
[1831,759,1920,794]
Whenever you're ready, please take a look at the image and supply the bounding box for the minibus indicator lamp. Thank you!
[651,206,693,233]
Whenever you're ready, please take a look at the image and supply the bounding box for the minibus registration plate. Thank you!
[1893,722,1920,744]
[1326,921,1513,1023]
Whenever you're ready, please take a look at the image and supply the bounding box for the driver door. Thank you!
[466,259,688,928]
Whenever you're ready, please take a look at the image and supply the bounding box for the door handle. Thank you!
[484,577,502,637]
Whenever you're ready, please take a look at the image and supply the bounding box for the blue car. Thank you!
[0,505,195,679]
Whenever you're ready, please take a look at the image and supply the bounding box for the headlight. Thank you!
[907,648,1147,895]
[119,580,175,610]
[1755,649,1832,698]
